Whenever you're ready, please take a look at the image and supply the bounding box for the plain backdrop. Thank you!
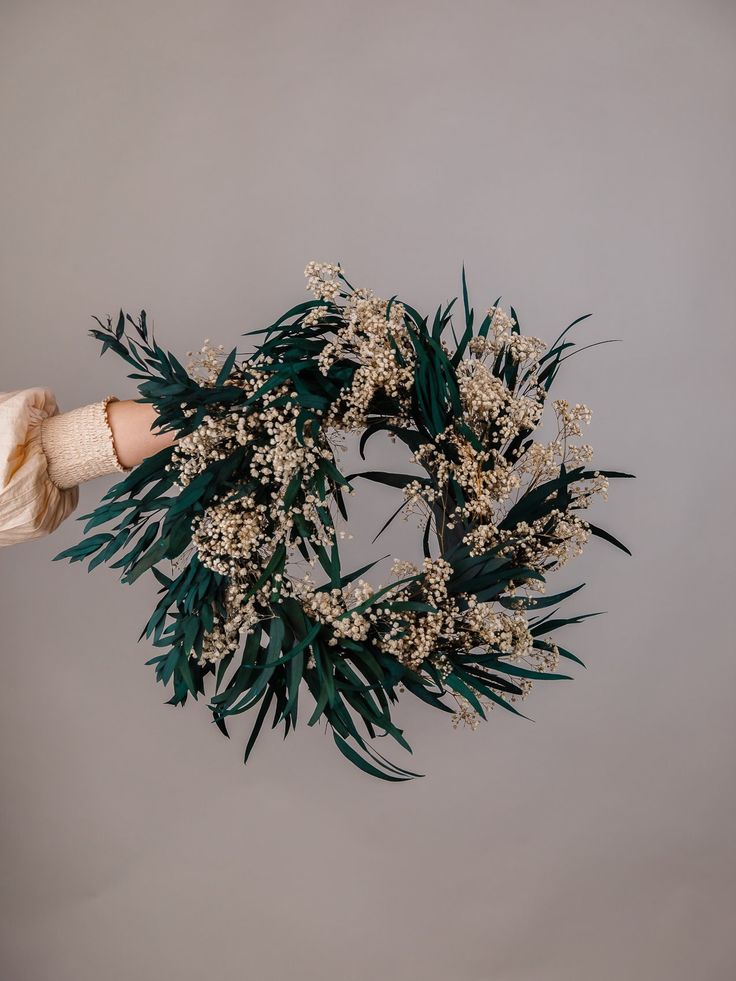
[1,1,735,979]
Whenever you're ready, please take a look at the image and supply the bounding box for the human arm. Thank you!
[0,390,175,546]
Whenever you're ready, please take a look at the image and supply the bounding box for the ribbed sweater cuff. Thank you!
[40,396,129,490]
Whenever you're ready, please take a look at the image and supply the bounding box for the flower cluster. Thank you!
[318,287,415,429]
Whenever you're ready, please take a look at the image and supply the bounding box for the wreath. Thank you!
[56,262,633,780]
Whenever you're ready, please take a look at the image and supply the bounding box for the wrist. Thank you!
[106,400,176,469]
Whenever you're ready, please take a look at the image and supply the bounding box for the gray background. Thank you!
[1,1,734,979]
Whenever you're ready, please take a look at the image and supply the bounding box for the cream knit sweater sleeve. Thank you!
[0,388,128,547]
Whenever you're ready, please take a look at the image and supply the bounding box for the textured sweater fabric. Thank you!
[40,395,126,489]
[0,389,127,547]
